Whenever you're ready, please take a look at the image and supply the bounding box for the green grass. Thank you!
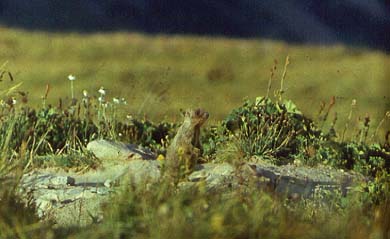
[0,26,389,238]
[0,85,388,238]
[0,26,389,140]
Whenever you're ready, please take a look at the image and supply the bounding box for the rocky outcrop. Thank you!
[19,171,110,226]
[86,139,156,161]
[17,140,368,227]
[18,159,161,227]
[247,161,367,198]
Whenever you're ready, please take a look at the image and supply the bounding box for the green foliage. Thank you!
[220,96,319,164]
[0,91,178,177]
[209,96,390,180]
[0,193,49,239]
[358,170,390,205]
[72,181,312,239]
[0,92,388,238]
[113,119,177,154]
[0,27,388,136]
[0,106,177,163]
[33,153,99,169]
[297,139,390,176]
[0,28,389,238]
[56,177,381,239]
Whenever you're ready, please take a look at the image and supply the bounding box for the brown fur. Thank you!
[164,108,209,182]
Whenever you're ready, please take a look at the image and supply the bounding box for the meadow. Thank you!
[0,26,389,137]
[0,26,389,238]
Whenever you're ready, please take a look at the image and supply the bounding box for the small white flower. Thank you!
[118,133,123,137]
[113,97,120,104]
[98,96,104,103]
[98,87,106,95]
[12,97,17,105]
[126,114,133,120]
[68,75,76,81]
[83,90,88,97]
[121,98,127,104]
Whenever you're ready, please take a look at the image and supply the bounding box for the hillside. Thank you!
[0,27,389,140]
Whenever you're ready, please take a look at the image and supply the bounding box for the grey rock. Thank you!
[17,170,115,226]
[17,159,161,227]
[87,139,156,161]
[20,171,75,189]
[73,160,161,186]
[123,160,161,185]
[183,161,366,198]
[185,163,236,192]
[32,187,98,218]
[248,161,367,198]
[189,163,235,182]
[48,196,106,227]
[17,151,368,228]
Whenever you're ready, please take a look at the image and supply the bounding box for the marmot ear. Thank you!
[179,108,186,117]
[195,108,201,116]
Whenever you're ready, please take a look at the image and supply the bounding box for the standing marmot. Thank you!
[164,108,209,183]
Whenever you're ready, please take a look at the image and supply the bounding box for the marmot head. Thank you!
[184,108,209,127]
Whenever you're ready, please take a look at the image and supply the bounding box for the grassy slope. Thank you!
[1,26,389,238]
[0,26,389,139]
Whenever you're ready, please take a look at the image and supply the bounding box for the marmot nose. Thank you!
[204,112,209,119]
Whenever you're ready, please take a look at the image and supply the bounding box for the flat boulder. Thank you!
[248,160,368,198]
[87,139,156,161]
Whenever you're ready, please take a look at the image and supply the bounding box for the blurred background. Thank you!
[0,0,389,138]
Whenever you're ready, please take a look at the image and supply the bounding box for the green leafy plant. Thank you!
[220,96,319,164]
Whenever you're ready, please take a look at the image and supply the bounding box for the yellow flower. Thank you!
[156,154,165,161]
[211,214,224,233]
[177,147,185,156]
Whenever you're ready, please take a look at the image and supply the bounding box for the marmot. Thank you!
[164,108,209,183]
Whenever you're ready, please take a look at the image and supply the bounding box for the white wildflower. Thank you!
[68,75,76,81]
[113,97,120,104]
[98,87,106,95]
